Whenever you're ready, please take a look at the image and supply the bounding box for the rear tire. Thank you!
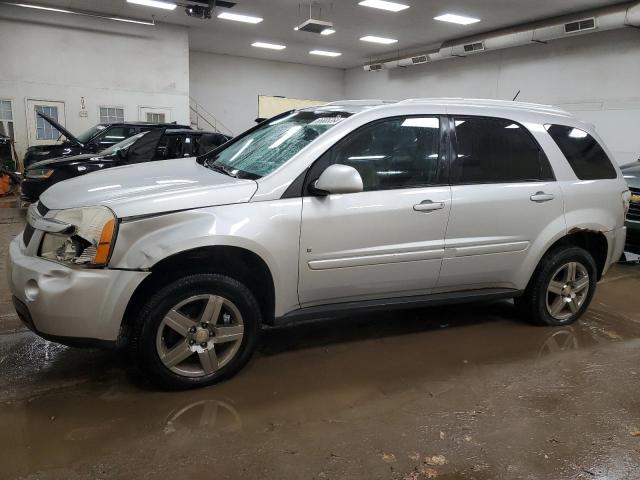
[516,246,597,326]
[129,273,261,390]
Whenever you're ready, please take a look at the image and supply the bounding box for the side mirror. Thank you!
[313,164,364,195]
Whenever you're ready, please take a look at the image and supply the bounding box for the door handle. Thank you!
[413,200,445,212]
[530,191,555,203]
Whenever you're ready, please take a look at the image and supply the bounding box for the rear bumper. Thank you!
[604,225,627,274]
[7,235,149,344]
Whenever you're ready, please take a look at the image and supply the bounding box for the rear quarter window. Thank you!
[546,124,617,180]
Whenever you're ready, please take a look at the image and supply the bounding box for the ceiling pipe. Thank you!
[367,1,640,71]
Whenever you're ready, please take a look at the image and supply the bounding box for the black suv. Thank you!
[21,128,230,202]
[23,111,191,168]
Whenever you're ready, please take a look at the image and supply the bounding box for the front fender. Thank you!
[109,200,303,316]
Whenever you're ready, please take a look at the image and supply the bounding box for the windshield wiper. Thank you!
[207,161,237,178]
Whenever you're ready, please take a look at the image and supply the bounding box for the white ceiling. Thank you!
[7,0,628,68]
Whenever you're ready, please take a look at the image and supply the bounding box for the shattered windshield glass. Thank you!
[77,124,107,144]
[204,110,351,179]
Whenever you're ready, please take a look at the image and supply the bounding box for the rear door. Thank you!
[298,115,452,306]
[437,116,565,290]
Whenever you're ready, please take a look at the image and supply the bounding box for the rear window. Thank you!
[546,125,617,180]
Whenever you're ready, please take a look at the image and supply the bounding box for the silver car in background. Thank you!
[7,99,629,389]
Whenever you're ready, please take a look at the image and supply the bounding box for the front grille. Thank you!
[37,201,49,216]
[628,187,640,222]
[23,201,48,246]
[22,224,35,246]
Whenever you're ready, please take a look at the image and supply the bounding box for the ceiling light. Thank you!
[5,2,155,25]
[321,28,336,35]
[360,35,398,44]
[434,13,480,25]
[218,12,263,24]
[358,0,409,12]
[127,0,176,10]
[5,3,72,13]
[108,16,156,25]
[309,50,342,57]
[252,42,286,50]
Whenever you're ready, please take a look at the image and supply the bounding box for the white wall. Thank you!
[345,28,640,165]
[0,6,191,161]
[189,51,345,136]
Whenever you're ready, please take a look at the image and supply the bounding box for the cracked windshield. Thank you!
[205,110,351,179]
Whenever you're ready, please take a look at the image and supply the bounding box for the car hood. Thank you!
[28,153,106,170]
[36,111,82,147]
[621,162,640,189]
[39,158,258,218]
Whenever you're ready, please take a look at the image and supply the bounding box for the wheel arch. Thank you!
[542,229,609,280]
[119,245,276,345]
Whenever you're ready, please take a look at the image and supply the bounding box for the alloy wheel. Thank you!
[545,261,590,321]
[155,294,244,377]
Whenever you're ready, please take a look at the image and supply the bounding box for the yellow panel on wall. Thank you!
[258,95,327,120]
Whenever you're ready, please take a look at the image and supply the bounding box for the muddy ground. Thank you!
[1,199,640,480]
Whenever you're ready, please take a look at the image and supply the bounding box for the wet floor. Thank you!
[2,206,640,479]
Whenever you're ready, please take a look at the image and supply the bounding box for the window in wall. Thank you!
[35,105,60,140]
[545,124,616,180]
[310,116,441,192]
[451,117,554,184]
[99,106,125,123]
[146,112,166,123]
[0,100,14,139]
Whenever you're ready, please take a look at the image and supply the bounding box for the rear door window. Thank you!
[451,117,554,184]
[545,124,617,180]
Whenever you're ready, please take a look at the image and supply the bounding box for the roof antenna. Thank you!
[512,90,521,101]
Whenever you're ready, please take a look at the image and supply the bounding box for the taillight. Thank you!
[622,190,631,218]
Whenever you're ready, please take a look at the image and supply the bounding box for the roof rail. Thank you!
[398,98,570,115]
[323,99,392,106]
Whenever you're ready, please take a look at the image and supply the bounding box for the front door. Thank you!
[298,115,451,306]
[437,116,564,289]
[25,99,66,146]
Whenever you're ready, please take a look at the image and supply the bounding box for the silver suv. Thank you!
[8,99,629,389]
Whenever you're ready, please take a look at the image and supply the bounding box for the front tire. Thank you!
[516,246,597,326]
[129,274,261,390]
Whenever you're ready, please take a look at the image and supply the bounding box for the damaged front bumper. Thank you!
[7,234,148,346]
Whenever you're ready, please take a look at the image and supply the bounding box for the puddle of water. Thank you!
[0,265,639,479]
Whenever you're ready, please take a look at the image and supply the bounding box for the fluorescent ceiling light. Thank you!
[5,3,73,13]
[321,28,336,35]
[252,42,286,50]
[358,0,409,12]
[107,16,156,25]
[309,50,342,57]
[6,2,155,25]
[127,0,176,10]
[218,12,263,24]
[434,13,480,25]
[360,35,398,44]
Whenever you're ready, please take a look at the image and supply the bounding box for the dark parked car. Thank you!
[23,111,191,168]
[621,160,640,254]
[21,128,230,202]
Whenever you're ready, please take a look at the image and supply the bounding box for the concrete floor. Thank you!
[2,200,640,480]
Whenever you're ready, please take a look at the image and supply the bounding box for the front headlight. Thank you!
[26,168,54,179]
[39,206,117,267]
